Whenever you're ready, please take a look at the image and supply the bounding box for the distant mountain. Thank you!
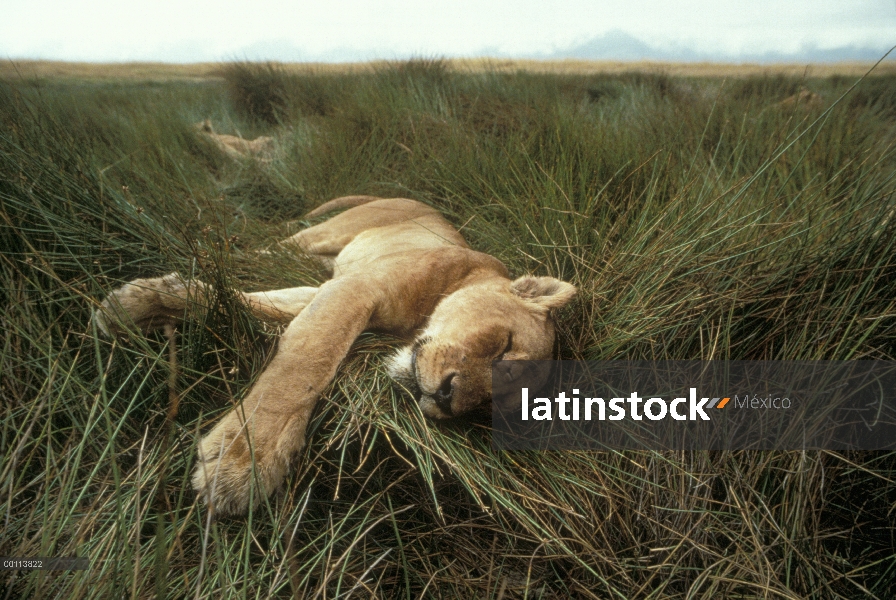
[235,39,388,64]
[545,29,894,63]
[551,30,660,61]
[548,30,674,61]
[221,30,893,65]
[749,45,895,63]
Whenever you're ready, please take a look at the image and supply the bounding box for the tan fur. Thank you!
[194,119,275,161]
[94,197,576,516]
[777,87,822,109]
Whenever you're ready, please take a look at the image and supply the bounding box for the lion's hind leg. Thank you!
[92,273,202,336]
[279,197,439,266]
[93,274,319,336]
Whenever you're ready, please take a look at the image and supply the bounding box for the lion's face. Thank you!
[387,276,576,419]
[193,119,215,133]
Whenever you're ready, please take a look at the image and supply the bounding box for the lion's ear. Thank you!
[510,276,577,311]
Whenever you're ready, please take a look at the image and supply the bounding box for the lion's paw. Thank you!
[191,415,292,517]
[92,273,191,336]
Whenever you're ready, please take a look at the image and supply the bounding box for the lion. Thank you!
[94,196,576,516]
[777,87,822,109]
[194,119,275,161]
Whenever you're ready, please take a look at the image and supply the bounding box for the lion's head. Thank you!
[387,276,576,418]
[194,119,215,133]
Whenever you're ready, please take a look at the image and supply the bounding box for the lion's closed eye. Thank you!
[498,333,513,358]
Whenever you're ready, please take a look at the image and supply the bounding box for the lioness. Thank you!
[94,196,576,515]
[777,87,822,109]
[194,119,275,161]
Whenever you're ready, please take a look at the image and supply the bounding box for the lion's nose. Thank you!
[433,373,455,415]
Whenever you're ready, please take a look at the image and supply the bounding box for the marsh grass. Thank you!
[2,61,896,598]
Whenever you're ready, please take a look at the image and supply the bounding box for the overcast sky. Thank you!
[2,0,895,63]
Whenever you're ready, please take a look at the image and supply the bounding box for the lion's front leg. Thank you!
[191,278,378,516]
[192,390,310,516]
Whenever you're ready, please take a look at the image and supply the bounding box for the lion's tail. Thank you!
[305,195,383,219]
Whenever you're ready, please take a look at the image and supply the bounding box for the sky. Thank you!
[1,0,895,63]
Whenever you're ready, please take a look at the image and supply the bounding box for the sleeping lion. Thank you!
[194,119,275,161]
[94,196,576,515]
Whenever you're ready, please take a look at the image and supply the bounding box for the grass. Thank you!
[2,59,896,598]
[4,59,896,82]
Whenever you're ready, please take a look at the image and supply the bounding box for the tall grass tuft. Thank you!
[220,61,293,124]
[2,61,896,598]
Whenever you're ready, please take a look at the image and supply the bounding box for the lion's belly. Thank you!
[327,217,507,335]
[333,246,459,334]
[332,218,465,277]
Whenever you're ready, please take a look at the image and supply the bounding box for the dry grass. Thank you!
[3,58,895,83]
[0,60,227,81]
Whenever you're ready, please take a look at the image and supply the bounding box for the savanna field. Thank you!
[2,59,896,598]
